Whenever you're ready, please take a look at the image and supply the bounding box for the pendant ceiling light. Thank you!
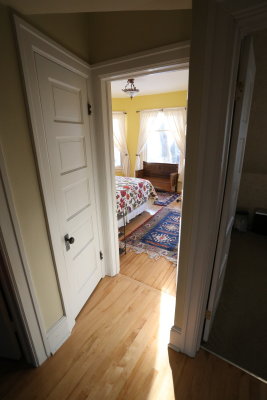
[122,78,139,99]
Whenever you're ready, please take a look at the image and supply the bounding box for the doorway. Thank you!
[110,69,189,298]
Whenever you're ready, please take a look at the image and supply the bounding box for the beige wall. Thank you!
[28,10,192,64]
[0,5,192,332]
[237,29,267,220]
[88,10,192,63]
[28,13,91,63]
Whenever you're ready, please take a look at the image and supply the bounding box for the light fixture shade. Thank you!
[122,78,139,99]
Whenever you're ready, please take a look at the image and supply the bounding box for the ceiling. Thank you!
[111,69,189,98]
[1,0,191,14]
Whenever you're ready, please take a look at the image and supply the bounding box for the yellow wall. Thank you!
[112,91,187,176]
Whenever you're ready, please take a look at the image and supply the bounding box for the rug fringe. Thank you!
[126,245,177,267]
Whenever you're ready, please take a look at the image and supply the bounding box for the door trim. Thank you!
[0,145,48,366]
[14,16,104,360]
[91,41,190,278]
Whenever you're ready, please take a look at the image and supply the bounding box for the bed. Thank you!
[115,176,157,227]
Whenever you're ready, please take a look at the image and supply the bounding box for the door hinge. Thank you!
[99,251,103,260]
[205,310,212,320]
[87,103,92,115]
[235,81,244,101]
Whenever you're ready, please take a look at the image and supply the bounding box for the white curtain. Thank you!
[112,112,130,176]
[163,108,187,184]
[135,110,159,172]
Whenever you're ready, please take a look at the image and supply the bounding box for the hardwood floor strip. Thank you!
[120,251,177,297]
[65,282,165,400]
[47,280,158,400]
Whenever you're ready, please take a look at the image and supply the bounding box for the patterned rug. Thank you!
[154,191,181,206]
[124,207,180,265]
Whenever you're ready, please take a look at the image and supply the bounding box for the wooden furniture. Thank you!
[136,161,179,192]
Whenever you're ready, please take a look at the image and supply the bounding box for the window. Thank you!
[146,113,180,164]
[112,112,130,175]
[114,145,122,168]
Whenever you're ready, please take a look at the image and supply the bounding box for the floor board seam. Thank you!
[119,272,175,298]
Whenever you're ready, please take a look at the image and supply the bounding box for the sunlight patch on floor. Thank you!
[147,291,176,400]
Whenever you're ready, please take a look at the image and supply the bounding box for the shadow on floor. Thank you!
[168,347,267,400]
[203,230,267,381]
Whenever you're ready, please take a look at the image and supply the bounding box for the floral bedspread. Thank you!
[115,176,157,214]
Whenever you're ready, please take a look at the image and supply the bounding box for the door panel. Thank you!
[35,54,102,318]
[203,37,256,341]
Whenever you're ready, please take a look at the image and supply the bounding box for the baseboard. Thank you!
[168,342,181,353]
[169,325,183,352]
[47,316,71,354]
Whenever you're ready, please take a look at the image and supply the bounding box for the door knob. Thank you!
[64,234,75,250]
[65,235,75,244]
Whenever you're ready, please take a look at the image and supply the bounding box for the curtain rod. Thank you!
[112,111,127,115]
[136,106,186,113]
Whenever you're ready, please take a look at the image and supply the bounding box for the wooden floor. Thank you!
[120,252,177,296]
[1,273,266,400]
[120,199,181,297]
[1,201,266,399]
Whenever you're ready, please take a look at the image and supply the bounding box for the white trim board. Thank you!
[47,316,71,354]
[91,41,190,72]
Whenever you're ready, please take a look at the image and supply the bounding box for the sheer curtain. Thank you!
[135,110,159,172]
[112,112,130,176]
[163,108,187,184]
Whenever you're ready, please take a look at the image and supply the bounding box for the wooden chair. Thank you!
[136,161,179,192]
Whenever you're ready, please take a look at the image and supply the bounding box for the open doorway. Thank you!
[110,69,188,297]
[202,31,267,382]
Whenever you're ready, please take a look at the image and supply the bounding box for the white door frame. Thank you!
[91,42,190,277]
[14,16,104,360]
[203,36,256,342]
[169,0,267,357]
[0,145,48,366]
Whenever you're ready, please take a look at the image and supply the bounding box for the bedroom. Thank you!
[111,70,188,297]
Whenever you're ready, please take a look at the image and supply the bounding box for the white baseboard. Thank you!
[168,342,181,353]
[169,325,183,353]
[47,316,71,354]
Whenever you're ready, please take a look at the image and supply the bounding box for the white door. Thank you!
[203,37,256,341]
[35,54,102,318]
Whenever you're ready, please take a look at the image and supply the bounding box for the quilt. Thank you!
[115,176,157,215]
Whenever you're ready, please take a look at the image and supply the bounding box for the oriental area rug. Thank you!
[154,191,181,206]
[124,207,180,265]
